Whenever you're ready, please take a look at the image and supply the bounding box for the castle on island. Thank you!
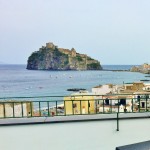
[27,42,102,70]
[40,42,87,58]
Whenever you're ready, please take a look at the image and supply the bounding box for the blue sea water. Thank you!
[0,64,148,98]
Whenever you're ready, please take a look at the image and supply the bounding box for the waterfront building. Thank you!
[92,84,120,104]
[120,83,150,111]
[92,84,114,95]
[121,82,144,93]
[64,91,95,115]
[92,81,150,113]
[98,104,131,113]
[92,82,148,95]
[97,95,133,113]
[0,101,32,118]
[143,83,150,90]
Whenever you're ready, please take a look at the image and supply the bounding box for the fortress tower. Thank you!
[46,42,55,49]
[71,48,76,57]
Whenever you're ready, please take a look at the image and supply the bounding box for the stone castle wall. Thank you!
[58,48,71,55]
[36,42,97,66]
[27,42,102,70]
[44,42,78,57]
[79,54,87,58]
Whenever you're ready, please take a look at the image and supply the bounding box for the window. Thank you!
[73,103,77,108]
[105,98,109,105]
[141,102,145,108]
[120,99,126,105]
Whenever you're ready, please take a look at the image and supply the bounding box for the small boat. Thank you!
[67,88,86,91]
[140,79,150,81]
[145,75,150,77]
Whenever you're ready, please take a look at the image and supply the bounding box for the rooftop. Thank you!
[0,116,150,150]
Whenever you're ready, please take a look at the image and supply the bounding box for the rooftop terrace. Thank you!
[0,94,150,150]
[0,117,150,150]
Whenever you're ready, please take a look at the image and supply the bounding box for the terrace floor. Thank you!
[0,113,150,150]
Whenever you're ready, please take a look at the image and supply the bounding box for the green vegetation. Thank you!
[39,51,45,61]
[64,57,69,65]
[54,48,67,57]
[76,55,83,61]
[87,57,94,61]
[28,52,39,61]
[87,63,100,69]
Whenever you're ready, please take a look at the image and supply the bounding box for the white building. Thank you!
[0,102,32,118]
[99,104,132,113]
[92,84,114,95]
[92,84,124,95]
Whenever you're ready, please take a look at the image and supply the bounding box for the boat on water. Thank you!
[140,79,150,82]
[145,75,150,77]
[67,88,86,92]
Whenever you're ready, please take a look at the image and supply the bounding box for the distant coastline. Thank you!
[102,65,137,71]
[130,63,150,74]
[102,69,130,72]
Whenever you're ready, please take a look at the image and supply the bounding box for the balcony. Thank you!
[0,94,150,150]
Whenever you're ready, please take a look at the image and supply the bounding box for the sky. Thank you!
[0,0,150,65]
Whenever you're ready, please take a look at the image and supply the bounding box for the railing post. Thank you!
[3,103,5,118]
[110,100,112,113]
[47,102,50,116]
[117,113,119,131]
[146,95,148,112]
[103,100,105,114]
[88,100,90,114]
[118,99,119,113]
[56,101,57,116]
[125,100,127,113]
[39,102,41,116]
[12,102,15,118]
[139,97,140,112]
[80,100,82,114]
[132,99,133,112]
[30,102,32,117]
[21,102,24,117]
[72,100,74,115]
[96,100,97,114]
[64,101,66,116]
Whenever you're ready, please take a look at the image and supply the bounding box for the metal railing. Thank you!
[0,94,150,119]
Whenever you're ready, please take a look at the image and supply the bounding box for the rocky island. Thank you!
[27,42,102,70]
[130,63,150,74]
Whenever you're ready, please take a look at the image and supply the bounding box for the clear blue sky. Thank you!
[0,0,150,65]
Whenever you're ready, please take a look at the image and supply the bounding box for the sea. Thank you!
[0,64,149,99]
